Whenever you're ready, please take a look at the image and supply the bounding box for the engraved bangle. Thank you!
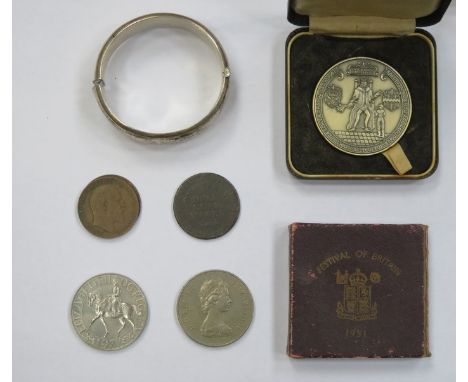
[93,13,230,142]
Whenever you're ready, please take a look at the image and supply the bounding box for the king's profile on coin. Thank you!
[78,175,140,238]
[313,57,412,157]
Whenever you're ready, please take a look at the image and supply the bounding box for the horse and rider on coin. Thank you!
[87,282,141,337]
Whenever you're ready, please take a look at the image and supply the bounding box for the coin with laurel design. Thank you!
[313,57,412,156]
[71,273,148,351]
[177,270,254,347]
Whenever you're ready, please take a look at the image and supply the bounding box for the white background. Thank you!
[13,1,456,381]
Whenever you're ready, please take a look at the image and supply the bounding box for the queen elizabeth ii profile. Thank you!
[199,279,233,337]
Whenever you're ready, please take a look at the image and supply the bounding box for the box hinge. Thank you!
[309,16,415,35]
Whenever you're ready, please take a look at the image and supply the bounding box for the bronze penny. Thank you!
[78,175,140,238]
[173,173,240,239]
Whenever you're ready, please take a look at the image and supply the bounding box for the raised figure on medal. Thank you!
[375,104,386,138]
[342,78,381,132]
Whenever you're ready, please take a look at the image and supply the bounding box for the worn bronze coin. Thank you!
[78,175,140,238]
[71,273,148,351]
[177,270,254,347]
[173,173,240,239]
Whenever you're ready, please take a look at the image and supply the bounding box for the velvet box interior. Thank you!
[285,0,451,179]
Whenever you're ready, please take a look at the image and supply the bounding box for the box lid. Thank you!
[288,223,429,358]
[288,0,452,27]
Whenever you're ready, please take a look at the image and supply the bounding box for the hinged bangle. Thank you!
[93,13,230,142]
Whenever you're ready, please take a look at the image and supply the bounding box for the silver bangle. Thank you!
[93,13,230,142]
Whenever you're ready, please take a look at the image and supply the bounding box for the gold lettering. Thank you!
[314,251,401,277]
[355,250,368,258]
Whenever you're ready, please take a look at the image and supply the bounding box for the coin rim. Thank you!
[70,272,148,351]
[176,269,254,347]
[77,174,141,239]
[312,56,412,156]
[173,173,241,240]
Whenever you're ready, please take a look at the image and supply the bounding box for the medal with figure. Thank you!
[313,57,412,175]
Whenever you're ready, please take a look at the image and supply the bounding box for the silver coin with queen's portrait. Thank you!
[312,57,412,156]
[177,270,254,347]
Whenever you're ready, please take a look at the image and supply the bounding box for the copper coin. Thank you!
[173,173,240,239]
[78,175,140,238]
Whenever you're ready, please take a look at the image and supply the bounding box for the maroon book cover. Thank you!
[288,223,429,358]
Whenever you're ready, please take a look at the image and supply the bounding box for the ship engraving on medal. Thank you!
[336,269,380,321]
[313,57,411,156]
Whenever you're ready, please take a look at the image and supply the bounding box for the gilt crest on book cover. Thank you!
[336,269,380,321]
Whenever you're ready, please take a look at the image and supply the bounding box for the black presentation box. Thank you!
[286,0,452,179]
